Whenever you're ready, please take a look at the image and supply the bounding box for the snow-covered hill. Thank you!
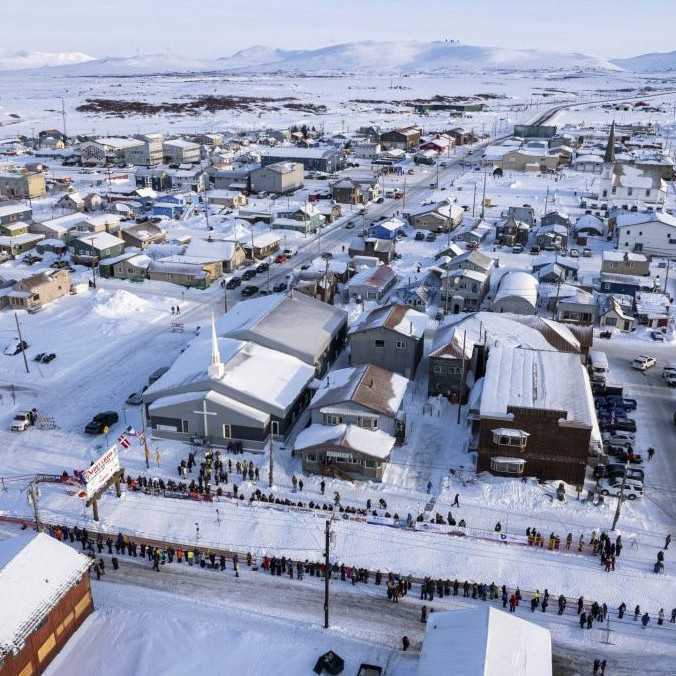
[5,41,622,77]
[215,40,620,74]
[0,49,94,71]
[612,50,676,73]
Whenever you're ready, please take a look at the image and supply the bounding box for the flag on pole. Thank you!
[117,434,130,449]
[126,425,137,436]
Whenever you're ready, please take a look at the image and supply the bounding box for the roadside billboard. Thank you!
[83,445,120,499]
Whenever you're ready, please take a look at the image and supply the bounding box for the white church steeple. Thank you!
[208,312,225,380]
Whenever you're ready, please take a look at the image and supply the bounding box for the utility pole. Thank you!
[223,281,228,313]
[663,257,671,294]
[324,518,332,629]
[60,97,68,141]
[479,171,487,219]
[611,473,626,531]
[544,185,550,216]
[90,237,97,288]
[28,480,42,532]
[14,313,29,375]
[457,330,467,424]
[472,183,477,218]
[268,436,274,488]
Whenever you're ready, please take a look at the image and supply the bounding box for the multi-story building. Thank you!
[0,171,46,199]
[163,139,201,165]
[250,162,304,194]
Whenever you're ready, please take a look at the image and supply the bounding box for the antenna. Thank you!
[60,98,68,141]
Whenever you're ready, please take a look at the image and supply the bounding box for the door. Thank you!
[222,424,231,439]
[271,421,280,436]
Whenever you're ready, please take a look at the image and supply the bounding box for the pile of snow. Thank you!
[91,289,151,319]
[0,49,94,72]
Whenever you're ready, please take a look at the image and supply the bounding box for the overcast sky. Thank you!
[7,0,675,59]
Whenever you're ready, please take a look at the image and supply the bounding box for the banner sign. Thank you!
[83,445,120,499]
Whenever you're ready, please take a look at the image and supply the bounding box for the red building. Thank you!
[0,532,93,676]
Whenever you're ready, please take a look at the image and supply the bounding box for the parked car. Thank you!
[610,418,637,433]
[274,255,288,264]
[85,411,119,435]
[599,330,612,339]
[598,477,643,500]
[345,222,355,229]
[10,412,32,432]
[282,247,298,257]
[41,353,56,364]
[606,463,644,482]
[425,232,437,242]
[4,339,29,356]
[650,330,665,342]
[256,262,270,273]
[631,355,656,371]
[272,282,288,293]
[414,232,425,241]
[605,396,637,411]
[242,269,257,280]
[530,246,541,255]
[583,248,593,257]
[569,248,580,258]
[512,244,524,254]
[225,277,242,289]
[241,285,259,297]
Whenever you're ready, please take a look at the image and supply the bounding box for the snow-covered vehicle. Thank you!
[598,477,643,500]
[10,412,31,432]
[631,355,656,371]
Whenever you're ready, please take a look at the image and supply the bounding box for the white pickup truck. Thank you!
[663,364,676,387]
[10,412,32,432]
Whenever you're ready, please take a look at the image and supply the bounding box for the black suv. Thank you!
[85,411,119,434]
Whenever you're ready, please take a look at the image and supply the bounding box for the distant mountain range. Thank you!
[2,41,675,76]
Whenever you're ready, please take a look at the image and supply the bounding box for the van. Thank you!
[148,366,170,386]
[589,350,609,385]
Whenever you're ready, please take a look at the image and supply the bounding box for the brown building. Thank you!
[380,126,422,150]
[0,532,93,676]
[476,345,601,485]
[0,269,71,312]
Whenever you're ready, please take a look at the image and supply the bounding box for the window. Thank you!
[325,414,342,425]
[222,424,231,439]
[490,457,525,475]
[432,364,442,374]
[627,188,633,197]
[395,339,405,350]
[646,189,651,197]
[271,421,280,435]
[374,339,385,348]
[307,454,317,462]
[611,186,617,194]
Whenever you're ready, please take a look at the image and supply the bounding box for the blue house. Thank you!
[599,272,654,297]
[369,218,405,240]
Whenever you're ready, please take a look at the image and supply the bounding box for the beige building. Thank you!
[497,149,561,172]
[250,162,304,194]
[0,171,47,199]
[0,268,70,311]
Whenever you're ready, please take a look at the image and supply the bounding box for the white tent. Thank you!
[417,607,552,676]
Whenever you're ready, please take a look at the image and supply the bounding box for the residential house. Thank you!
[351,142,382,160]
[294,424,395,481]
[614,211,676,258]
[601,251,650,276]
[346,264,398,302]
[250,162,304,194]
[120,222,167,249]
[532,258,578,282]
[56,191,85,211]
[435,242,464,260]
[540,211,571,228]
[331,176,379,205]
[0,268,70,311]
[0,203,32,227]
[163,139,201,165]
[420,134,455,154]
[477,345,600,484]
[369,218,406,240]
[598,296,635,332]
[492,271,539,315]
[349,303,427,378]
[380,126,421,150]
[448,128,477,146]
[217,292,348,376]
[273,203,325,234]
[99,252,152,280]
[554,288,596,325]
[440,268,490,313]
[207,190,248,208]
[0,220,28,237]
[71,232,126,261]
[407,201,464,232]
[462,221,492,245]
[634,291,671,328]
[536,224,568,250]
[506,206,536,226]
[572,154,604,173]
[148,257,222,289]
[309,363,409,439]
[80,138,146,165]
[599,271,654,296]
[447,250,495,276]
[0,232,44,255]
[348,237,396,264]
[185,237,246,273]
[241,232,281,259]
[574,214,605,237]
[0,170,46,199]
[261,146,344,173]
[496,148,561,172]
[495,215,530,246]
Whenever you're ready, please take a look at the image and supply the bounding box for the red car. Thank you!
[274,255,288,264]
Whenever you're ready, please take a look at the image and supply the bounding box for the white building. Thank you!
[164,139,201,165]
[615,211,676,258]
[492,271,539,315]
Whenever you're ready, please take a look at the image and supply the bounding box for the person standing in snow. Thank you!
[401,636,410,652]
[320,480,325,495]
[618,602,626,619]
[658,608,665,625]
[579,611,587,628]
[634,605,641,620]
[426,480,432,494]
[452,493,460,507]
[593,659,601,675]
[665,533,672,550]
[641,612,650,627]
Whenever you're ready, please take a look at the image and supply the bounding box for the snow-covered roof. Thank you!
[217,292,347,368]
[351,303,427,339]
[145,336,314,417]
[348,265,398,290]
[494,271,539,307]
[186,237,239,261]
[310,364,408,417]
[263,146,337,160]
[616,210,676,230]
[0,203,31,219]
[480,345,598,439]
[0,533,91,659]
[418,607,551,676]
[94,137,144,150]
[602,250,647,263]
[294,423,395,460]
[75,231,125,250]
[164,139,200,150]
